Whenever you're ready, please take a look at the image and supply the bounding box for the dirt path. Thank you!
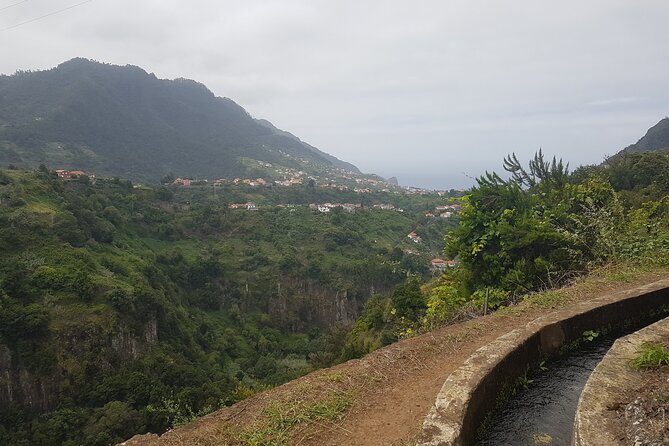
[122,268,668,446]
[307,315,530,446]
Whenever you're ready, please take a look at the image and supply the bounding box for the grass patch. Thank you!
[631,342,669,369]
[587,262,658,285]
[524,290,571,310]
[496,263,669,318]
[495,289,572,317]
[237,392,353,446]
[320,371,347,383]
[26,200,57,215]
[605,270,637,283]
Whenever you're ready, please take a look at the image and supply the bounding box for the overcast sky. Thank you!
[2,1,668,188]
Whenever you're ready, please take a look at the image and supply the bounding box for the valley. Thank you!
[0,58,668,446]
[0,167,458,445]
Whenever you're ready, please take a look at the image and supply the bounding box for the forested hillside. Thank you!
[0,59,358,182]
[2,151,668,446]
[0,168,456,446]
[343,150,669,358]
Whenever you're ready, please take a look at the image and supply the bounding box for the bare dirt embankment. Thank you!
[121,267,669,446]
[616,366,669,445]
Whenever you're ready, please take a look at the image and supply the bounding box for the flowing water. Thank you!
[475,339,615,446]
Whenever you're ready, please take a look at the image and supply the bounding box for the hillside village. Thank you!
[55,169,93,181]
[50,166,463,274]
[161,157,462,197]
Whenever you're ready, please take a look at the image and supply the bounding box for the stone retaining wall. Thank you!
[416,278,669,446]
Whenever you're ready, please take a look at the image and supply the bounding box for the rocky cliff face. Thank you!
[0,316,159,411]
[0,344,59,411]
[266,279,394,331]
[111,317,159,361]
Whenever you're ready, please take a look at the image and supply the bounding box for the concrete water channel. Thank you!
[475,339,614,446]
[417,278,669,446]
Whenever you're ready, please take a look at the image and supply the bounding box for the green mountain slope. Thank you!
[0,58,358,182]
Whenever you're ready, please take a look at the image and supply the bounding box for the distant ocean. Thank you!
[395,172,474,191]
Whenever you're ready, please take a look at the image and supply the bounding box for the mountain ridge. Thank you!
[0,58,359,182]
[620,117,669,155]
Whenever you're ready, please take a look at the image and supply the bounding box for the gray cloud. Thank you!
[1,0,668,188]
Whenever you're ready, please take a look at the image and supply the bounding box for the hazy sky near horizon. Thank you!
[2,1,668,188]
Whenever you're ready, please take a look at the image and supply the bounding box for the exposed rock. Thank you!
[0,343,59,411]
[111,316,159,360]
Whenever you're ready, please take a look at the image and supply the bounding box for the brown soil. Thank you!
[120,268,668,446]
[613,362,669,445]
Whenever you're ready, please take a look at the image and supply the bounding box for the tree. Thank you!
[446,152,609,295]
[160,172,176,184]
[503,149,569,190]
[391,277,425,320]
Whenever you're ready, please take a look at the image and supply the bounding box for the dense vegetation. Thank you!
[0,167,456,445]
[3,120,667,446]
[0,58,357,182]
[343,150,669,356]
